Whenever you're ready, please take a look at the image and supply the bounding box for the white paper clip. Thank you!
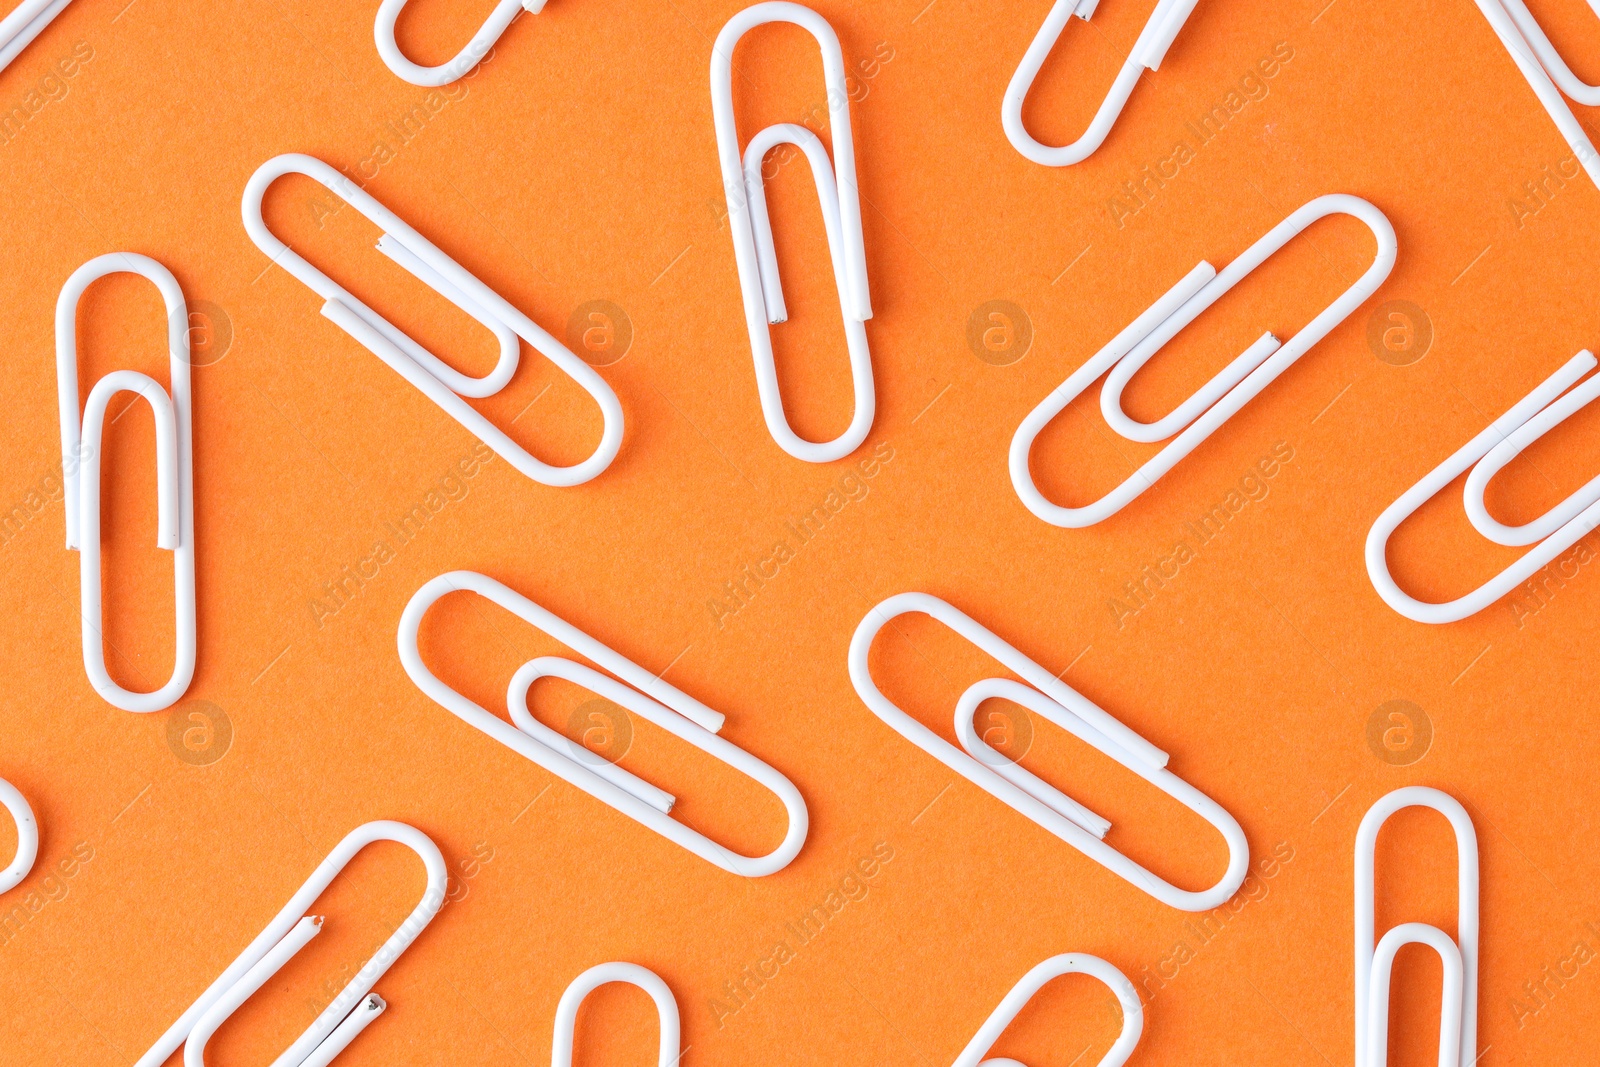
[1010,194,1396,528]
[135,821,445,1067]
[374,0,545,86]
[552,963,680,1067]
[1367,351,1600,623]
[1471,0,1600,189]
[0,0,72,76]
[1355,787,1478,1067]
[1003,0,1201,167]
[849,593,1248,911]
[242,154,622,488]
[952,954,1143,1067]
[398,571,808,877]
[711,2,876,463]
[0,778,38,896]
[56,253,196,713]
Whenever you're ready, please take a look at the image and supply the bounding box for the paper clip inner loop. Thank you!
[1354,786,1478,1067]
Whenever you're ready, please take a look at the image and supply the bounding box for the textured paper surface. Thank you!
[1,0,1598,1063]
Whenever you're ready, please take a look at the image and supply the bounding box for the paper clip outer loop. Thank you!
[0,0,72,75]
[1010,194,1396,528]
[1365,352,1600,623]
[373,0,543,86]
[397,571,809,877]
[1002,0,1201,167]
[1354,787,1478,1067]
[135,820,446,1067]
[242,153,623,488]
[711,2,876,463]
[55,253,196,713]
[0,778,38,896]
[951,954,1143,1067]
[552,962,681,1067]
[849,593,1249,912]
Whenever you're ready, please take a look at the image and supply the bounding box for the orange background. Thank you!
[1,0,1598,1063]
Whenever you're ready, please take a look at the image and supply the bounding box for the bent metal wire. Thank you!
[242,153,623,488]
[849,592,1249,912]
[551,963,680,1067]
[135,821,446,1067]
[1354,787,1478,1067]
[1470,0,1600,189]
[1367,350,1600,623]
[1002,0,1202,167]
[0,778,38,896]
[0,0,72,75]
[398,571,809,877]
[373,0,544,86]
[711,2,876,463]
[55,253,196,713]
[1010,194,1396,528]
[951,953,1144,1067]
